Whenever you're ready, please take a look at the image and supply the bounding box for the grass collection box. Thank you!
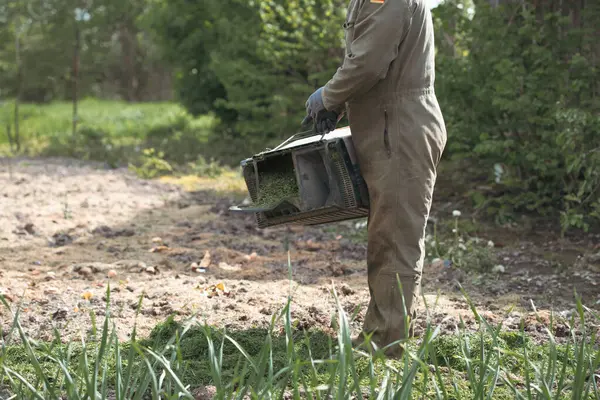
[230,127,370,228]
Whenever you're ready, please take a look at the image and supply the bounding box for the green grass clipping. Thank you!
[255,171,299,207]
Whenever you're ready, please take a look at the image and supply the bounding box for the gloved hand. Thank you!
[305,87,326,120]
[301,109,340,134]
[315,109,339,134]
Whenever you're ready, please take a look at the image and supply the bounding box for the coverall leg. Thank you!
[319,0,447,357]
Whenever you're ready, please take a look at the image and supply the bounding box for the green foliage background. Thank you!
[146,0,600,232]
[431,0,600,232]
[0,0,599,232]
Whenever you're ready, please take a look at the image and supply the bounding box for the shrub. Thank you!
[143,112,214,166]
[129,148,173,179]
[433,1,600,233]
[187,156,225,178]
[426,211,497,272]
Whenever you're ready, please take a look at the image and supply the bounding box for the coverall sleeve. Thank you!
[322,0,411,111]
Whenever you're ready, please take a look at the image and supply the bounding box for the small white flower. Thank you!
[459,243,467,251]
[431,258,444,268]
[494,163,504,184]
[452,210,462,217]
[354,221,367,230]
[487,240,495,248]
[492,265,505,273]
[452,229,457,233]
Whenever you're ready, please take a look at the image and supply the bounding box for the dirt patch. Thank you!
[1,157,599,344]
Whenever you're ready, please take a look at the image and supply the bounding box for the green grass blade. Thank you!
[13,319,60,399]
[130,342,157,400]
[224,333,258,374]
[3,367,46,400]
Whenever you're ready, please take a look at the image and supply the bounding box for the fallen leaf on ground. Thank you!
[196,282,230,298]
[200,251,211,268]
[306,240,320,251]
[296,240,322,251]
[145,266,158,275]
[149,245,169,253]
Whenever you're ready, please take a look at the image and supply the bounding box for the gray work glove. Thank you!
[316,109,339,134]
[305,87,325,120]
[301,109,340,134]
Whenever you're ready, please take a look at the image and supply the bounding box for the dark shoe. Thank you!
[383,343,405,359]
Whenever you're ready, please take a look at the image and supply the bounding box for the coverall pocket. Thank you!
[343,21,355,56]
[383,109,392,157]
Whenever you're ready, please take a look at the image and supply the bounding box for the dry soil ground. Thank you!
[1,157,600,345]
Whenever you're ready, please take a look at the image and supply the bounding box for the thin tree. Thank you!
[12,17,24,152]
[72,7,90,136]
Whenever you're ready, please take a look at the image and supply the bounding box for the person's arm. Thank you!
[322,0,411,111]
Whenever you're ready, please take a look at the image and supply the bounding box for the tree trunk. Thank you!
[6,124,14,153]
[119,24,138,102]
[73,22,80,136]
[14,32,21,152]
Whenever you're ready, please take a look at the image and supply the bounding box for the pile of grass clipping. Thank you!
[256,171,299,206]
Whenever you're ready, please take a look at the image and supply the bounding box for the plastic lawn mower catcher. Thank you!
[229,126,370,228]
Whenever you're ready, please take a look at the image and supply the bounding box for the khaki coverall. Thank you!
[321,0,447,355]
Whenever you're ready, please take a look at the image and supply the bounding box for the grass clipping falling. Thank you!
[255,171,299,207]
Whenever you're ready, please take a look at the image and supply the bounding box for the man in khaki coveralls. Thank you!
[304,0,447,356]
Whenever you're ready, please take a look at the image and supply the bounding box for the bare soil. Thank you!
[1,157,599,344]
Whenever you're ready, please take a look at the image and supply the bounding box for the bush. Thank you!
[555,108,600,235]
[128,148,173,179]
[43,126,130,168]
[433,1,600,233]
[187,156,225,178]
[426,211,497,272]
[143,112,215,165]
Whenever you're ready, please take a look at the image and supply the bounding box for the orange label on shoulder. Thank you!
[370,0,384,3]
